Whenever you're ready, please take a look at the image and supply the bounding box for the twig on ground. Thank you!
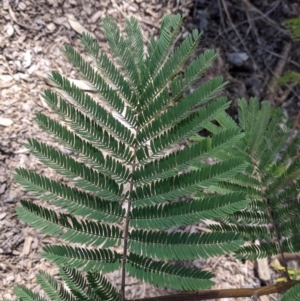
[214,1,280,40]
[258,46,300,69]
[8,4,43,31]
[276,83,298,106]
[217,0,226,34]
[264,42,292,105]
[244,8,260,42]
[220,0,265,81]
[241,0,288,37]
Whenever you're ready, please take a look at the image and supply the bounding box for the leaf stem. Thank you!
[121,147,137,301]
[131,280,299,301]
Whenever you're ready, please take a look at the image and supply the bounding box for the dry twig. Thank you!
[220,0,264,80]
[264,42,292,104]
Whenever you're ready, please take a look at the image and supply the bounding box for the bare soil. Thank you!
[1,0,300,300]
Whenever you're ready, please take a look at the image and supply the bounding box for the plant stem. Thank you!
[131,281,299,301]
[121,148,137,301]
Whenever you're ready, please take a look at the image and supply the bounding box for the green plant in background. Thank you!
[192,97,300,260]
[191,98,300,298]
[276,18,300,87]
[4,14,300,301]
[285,18,300,41]
[277,70,300,87]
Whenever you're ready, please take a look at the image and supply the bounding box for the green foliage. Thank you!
[126,253,214,291]
[195,98,300,262]
[13,268,121,301]
[277,70,300,87]
[8,14,300,301]
[60,267,120,301]
[17,200,123,248]
[276,18,300,88]
[13,286,47,301]
[285,18,300,41]
[128,230,243,260]
[281,283,300,301]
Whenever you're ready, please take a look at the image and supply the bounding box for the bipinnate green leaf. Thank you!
[25,139,123,202]
[13,13,298,301]
[35,113,130,184]
[132,160,249,207]
[36,271,75,301]
[42,245,121,273]
[86,272,121,301]
[14,168,124,223]
[130,193,250,229]
[13,286,47,301]
[126,253,214,291]
[128,230,243,260]
[16,201,123,248]
[41,89,133,163]
[281,283,300,301]
[60,267,96,301]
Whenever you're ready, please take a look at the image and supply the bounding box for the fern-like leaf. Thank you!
[102,16,141,96]
[86,272,121,301]
[42,90,133,163]
[128,230,243,260]
[60,267,97,301]
[13,286,47,301]
[126,253,214,291]
[36,113,130,183]
[36,271,75,301]
[80,32,137,108]
[25,139,122,201]
[130,192,250,229]
[132,159,248,207]
[42,245,121,273]
[16,201,122,248]
[14,14,274,301]
[14,168,124,222]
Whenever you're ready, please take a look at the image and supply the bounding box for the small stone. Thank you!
[22,49,32,68]
[0,117,13,127]
[0,184,6,194]
[0,212,7,219]
[2,294,12,300]
[227,52,249,66]
[3,0,9,10]
[5,24,14,37]
[33,45,42,54]
[90,11,103,23]
[6,274,15,282]
[46,22,56,32]
[53,17,67,25]
[18,2,26,10]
